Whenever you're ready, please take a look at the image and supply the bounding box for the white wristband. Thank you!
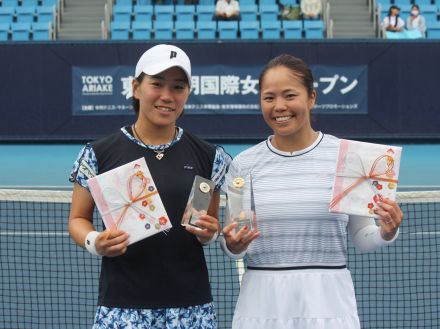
[220,236,247,260]
[85,231,101,256]
[201,231,219,246]
[375,227,400,246]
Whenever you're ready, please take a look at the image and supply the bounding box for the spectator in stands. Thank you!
[406,4,426,37]
[382,5,405,32]
[300,0,322,20]
[280,2,301,21]
[215,0,240,20]
[221,54,403,329]
[68,44,231,329]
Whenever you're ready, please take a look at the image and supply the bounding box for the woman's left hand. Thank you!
[185,213,219,245]
[375,198,404,241]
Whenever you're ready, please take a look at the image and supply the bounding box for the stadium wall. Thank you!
[0,41,439,142]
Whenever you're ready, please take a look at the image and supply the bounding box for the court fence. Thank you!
[0,189,439,329]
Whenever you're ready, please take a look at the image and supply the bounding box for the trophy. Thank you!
[181,175,215,228]
[225,175,256,233]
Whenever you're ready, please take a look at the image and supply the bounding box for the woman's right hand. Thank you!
[95,229,130,257]
[222,222,260,255]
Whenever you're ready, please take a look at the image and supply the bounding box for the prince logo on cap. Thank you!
[135,44,192,87]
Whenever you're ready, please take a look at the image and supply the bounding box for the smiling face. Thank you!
[260,65,316,140]
[132,66,190,128]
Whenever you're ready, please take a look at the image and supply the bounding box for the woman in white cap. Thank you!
[221,54,403,329]
[68,44,231,328]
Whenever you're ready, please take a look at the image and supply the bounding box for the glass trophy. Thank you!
[181,175,215,228]
[225,175,256,234]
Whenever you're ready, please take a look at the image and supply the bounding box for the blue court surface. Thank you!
[0,142,439,189]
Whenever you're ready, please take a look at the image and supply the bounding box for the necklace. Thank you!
[132,124,177,160]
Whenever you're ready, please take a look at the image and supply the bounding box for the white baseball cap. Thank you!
[134,44,191,87]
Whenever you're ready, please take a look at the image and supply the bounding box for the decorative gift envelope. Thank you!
[88,157,172,245]
[329,139,402,218]
[181,175,215,228]
[225,176,257,233]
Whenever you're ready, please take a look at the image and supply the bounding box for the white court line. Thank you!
[0,231,68,236]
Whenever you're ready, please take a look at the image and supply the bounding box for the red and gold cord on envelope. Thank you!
[330,153,398,212]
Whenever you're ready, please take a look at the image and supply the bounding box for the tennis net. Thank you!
[0,189,438,329]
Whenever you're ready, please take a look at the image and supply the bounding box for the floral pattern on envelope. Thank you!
[329,139,402,218]
[88,157,172,245]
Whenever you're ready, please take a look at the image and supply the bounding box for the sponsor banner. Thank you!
[312,65,368,114]
[186,65,261,114]
[72,65,367,116]
[72,66,134,116]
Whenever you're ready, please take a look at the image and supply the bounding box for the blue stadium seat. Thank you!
[41,0,59,6]
[218,20,238,39]
[0,22,9,41]
[133,5,153,22]
[282,20,302,39]
[21,0,39,6]
[239,0,256,4]
[240,5,258,21]
[393,0,412,6]
[420,5,438,23]
[279,0,298,6]
[197,20,216,39]
[32,21,52,40]
[36,5,55,23]
[404,30,423,38]
[0,7,14,24]
[154,20,173,39]
[385,29,424,39]
[154,5,174,21]
[115,0,133,5]
[261,20,281,39]
[376,0,391,16]
[303,19,324,39]
[198,0,214,5]
[259,0,276,5]
[132,21,152,40]
[11,22,31,40]
[175,20,195,39]
[239,20,259,39]
[16,6,36,23]
[110,21,130,40]
[427,21,440,39]
[416,0,432,4]
[197,5,215,21]
[259,5,279,21]
[137,0,153,5]
[398,4,412,21]
[384,30,402,39]
[112,5,132,22]
[175,5,195,22]
[1,0,19,7]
